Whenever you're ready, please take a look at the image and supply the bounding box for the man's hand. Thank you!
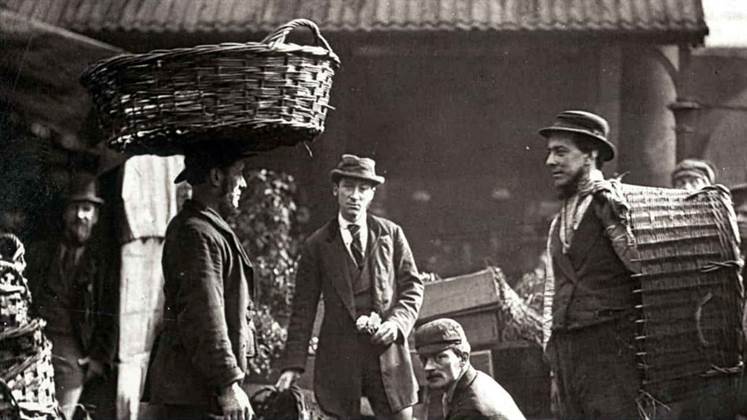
[550,374,561,417]
[371,320,399,346]
[78,357,106,382]
[217,382,254,420]
[276,369,301,391]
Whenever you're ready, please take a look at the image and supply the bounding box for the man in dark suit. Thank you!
[415,318,525,420]
[26,173,117,420]
[147,144,256,420]
[276,154,424,419]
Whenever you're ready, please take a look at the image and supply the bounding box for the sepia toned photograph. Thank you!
[2,1,747,419]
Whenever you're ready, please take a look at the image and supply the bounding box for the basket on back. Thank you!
[621,184,743,404]
[81,19,340,156]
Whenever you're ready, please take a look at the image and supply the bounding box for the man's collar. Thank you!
[445,363,476,404]
[338,212,368,230]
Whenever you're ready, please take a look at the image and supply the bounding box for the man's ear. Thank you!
[587,150,599,166]
[208,167,223,188]
[332,183,339,197]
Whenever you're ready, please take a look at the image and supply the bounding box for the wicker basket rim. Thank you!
[82,41,339,80]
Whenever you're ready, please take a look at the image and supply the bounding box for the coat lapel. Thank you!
[323,219,357,320]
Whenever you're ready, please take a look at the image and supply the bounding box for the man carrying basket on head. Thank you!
[146,144,257,420]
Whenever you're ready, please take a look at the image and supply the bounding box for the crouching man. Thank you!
[415,318,525,420]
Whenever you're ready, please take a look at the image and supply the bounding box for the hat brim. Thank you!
[330,169,385,185]
[68,195,105,205]
[538,126,616,161]
[174,150,256,184]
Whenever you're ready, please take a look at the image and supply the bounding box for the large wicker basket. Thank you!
[621,184,743,404]
[81,19,340,156]
[0,235,58,420]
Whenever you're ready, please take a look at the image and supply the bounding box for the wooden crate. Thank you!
[420,269,500,320]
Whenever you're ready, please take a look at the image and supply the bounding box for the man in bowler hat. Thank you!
[539,110,643,419]
[147,144,256,420]
[26,173,117,420]
[414,318,525,420]
[277,154,424,419]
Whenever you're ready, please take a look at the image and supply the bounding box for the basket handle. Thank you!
[261,19,333,53]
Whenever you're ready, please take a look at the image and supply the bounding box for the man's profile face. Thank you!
[63,201,99,245]
[218,160,247,217]
[333,177,375,223]
[673,175,710,191]
[736,201,747,242]
[420,349,465,390]
[545,134,592,191]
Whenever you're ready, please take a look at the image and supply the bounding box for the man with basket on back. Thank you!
[539,110,643,419]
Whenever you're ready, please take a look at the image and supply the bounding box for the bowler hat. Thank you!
[67,173,104,205]
[671,159,716,186]
[415,318,469,356]
[539,110,616,161]
[329,154,385,185]
[730,183,747,206]
[174,142,255,184]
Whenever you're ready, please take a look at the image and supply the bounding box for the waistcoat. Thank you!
[551,206,636,330]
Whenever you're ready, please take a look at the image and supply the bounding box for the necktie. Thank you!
[348,224,364,267]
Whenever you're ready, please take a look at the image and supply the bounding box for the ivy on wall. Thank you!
[230,169,303,379]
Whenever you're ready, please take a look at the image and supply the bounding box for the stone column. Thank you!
[618,45,679,187]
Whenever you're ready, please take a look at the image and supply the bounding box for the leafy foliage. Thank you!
[230,169,303,378]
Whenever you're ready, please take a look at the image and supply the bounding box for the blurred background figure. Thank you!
[671,158,716,191]
[25,173,117,420]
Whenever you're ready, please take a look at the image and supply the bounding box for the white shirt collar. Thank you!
[338,213,367,231]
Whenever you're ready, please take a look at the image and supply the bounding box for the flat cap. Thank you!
[671,158,716,186]
[415,318,468,355]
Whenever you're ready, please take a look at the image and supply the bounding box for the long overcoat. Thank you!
[147,199,256,407]
[282,215,424,416]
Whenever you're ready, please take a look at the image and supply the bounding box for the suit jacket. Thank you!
[147,199,256,406]
[446,366,526,420]
[26,236,118,366]
[281,215,424,417]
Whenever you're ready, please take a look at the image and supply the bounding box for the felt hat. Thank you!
[415,318,469,356]
[329,154,385,185]
[174,142,255,184]
[67,172,104,205]
[671,159,716,186]
[539,110,616,161]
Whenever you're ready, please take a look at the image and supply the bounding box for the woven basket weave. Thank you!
[0,235,58,419]
[81,19,340,156]
[621,184,743,404]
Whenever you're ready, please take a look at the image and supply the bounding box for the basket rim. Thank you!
[81,40,340,84]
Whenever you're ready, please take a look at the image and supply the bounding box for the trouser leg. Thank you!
[49,333,85,420]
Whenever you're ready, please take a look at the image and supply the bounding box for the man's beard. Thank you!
[65,222,93,245]
[556,168,587,199]
[217,181,241,218]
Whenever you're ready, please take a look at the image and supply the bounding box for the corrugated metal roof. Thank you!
[0,0,708,40]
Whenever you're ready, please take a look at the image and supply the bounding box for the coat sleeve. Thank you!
[280,240,322,372]
[172,227,244,389]
[386,225,424,338]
